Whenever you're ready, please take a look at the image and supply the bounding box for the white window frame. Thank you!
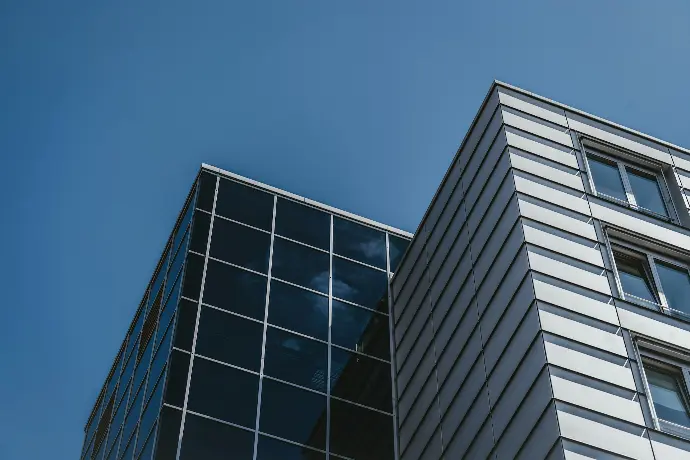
[608,238,690,320]
[636,339,690,439]
[583,145,678,223]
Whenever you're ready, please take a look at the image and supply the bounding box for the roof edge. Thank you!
[201,163,414,238]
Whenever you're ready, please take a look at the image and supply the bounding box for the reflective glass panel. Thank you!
[655,261,690,315]
[646,366,690,427]
[135,422,156,460]
[329,399,394,460]
[164,350,190,407]
[179,413,254,460]
[275,199,330,250]
[173,201,193,255]
[272,238,329,293]
[163,259,182,305]
[388,234,410,273]
[588,156,628,202]
[209,218,271,273]
[333,217,387,269]
[112,381,130,434]
[181,253,205,300]
[196,307,263,371]
[107,401,125,456]
[332,257,388,310]
[125,307,146,362]
[158,283,180,340]
[628,169,668,216]
[139,372,164,448]
[203,260,267,320]
[189,211,211,254]
[215,178,274,230]
[332,300,390,360]
[105,430,120,460]
[133,337,153,396]
[173,299,197,352]
[119,432,135,460]
[259,379,327,449]
[187,358,259,428]
[151,322,172,382]
[267,281,328,341]
[153,406,182,460]
[256,435,326,460]
[122,385,144,453]
[264,327,328,392]
[613,252,657,303]
[196,172,216,212]
[331,348,392,412]
[119,356,136,401]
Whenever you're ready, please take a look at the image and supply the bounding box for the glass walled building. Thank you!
[81,165,412,460]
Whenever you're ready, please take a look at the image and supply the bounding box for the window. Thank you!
[586,149,673,220]
[638,346,690,439]
[611,244,690,318]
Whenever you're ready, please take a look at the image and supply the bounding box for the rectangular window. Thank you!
[586,148,673,220]
[638,345,690,439]
[611,243,690,318]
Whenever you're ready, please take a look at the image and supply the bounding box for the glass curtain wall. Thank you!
[156,170,410,460]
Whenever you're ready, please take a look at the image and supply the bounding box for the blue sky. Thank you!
[1,1,689,458]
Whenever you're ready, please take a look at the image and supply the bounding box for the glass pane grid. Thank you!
[84,174,413,459]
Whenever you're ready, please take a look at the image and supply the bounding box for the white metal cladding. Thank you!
[391,82,690,460]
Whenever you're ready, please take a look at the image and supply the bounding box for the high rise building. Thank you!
[393,82,690,459]
[83,81,690,460]
[80,165,412,460]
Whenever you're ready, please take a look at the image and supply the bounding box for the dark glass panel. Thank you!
[272,238,329,292]
[153,406,182,460]
[613,252,657,303]
[646,366,690,427]
[189,211,211,254]
[119,355,136,401]
[179,413,254,460]
[173,300,197,352]
[105,430,120,460]
[267,281,328,341]
[332,257,388,311]
[388,234,410,273]
[157,290,180,348]
[203,260,267,320]
[105,348,124,404]
[173,201,193,255]
[150,322,172,385]
[118,432,135,460]
[150,257,167,309]
[135,422,156,460]
[164,350,190,408]
[329,399,394,460]
[331,348,392,412]
[215,178,274,230]
[655,261,690,315]
[106,408,124,459]
[93,395,115,456]
[196,307,263,371]
[275,199,330,250]
[112,382,130,439]
[181,253,204,300]
[196,172,216,212]
[259,379,326,449]
[264,327,328,392]
[332,300,390,360]
[139,371,165,448]
[133,337,153,396]
[122,385,144,455]
[333,217,387,269]
[125,307,146,363]
[166,247,185,296]
[588,156,628,202]
[187,358,259,428]
[209,218,271,273]
[628,169,669,216]
[256,435,326,460]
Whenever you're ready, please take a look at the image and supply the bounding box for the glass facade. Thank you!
[81,167,411,460]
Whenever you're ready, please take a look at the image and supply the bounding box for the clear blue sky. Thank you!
[1,1,689,458]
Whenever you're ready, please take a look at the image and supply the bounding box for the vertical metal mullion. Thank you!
[648,255,670,313]
[252,194,277,460]
[175,175,220,460]
[634,345,660,430]
[619,164,638,207]
[326,214,334,459]
[385,233,401,460]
